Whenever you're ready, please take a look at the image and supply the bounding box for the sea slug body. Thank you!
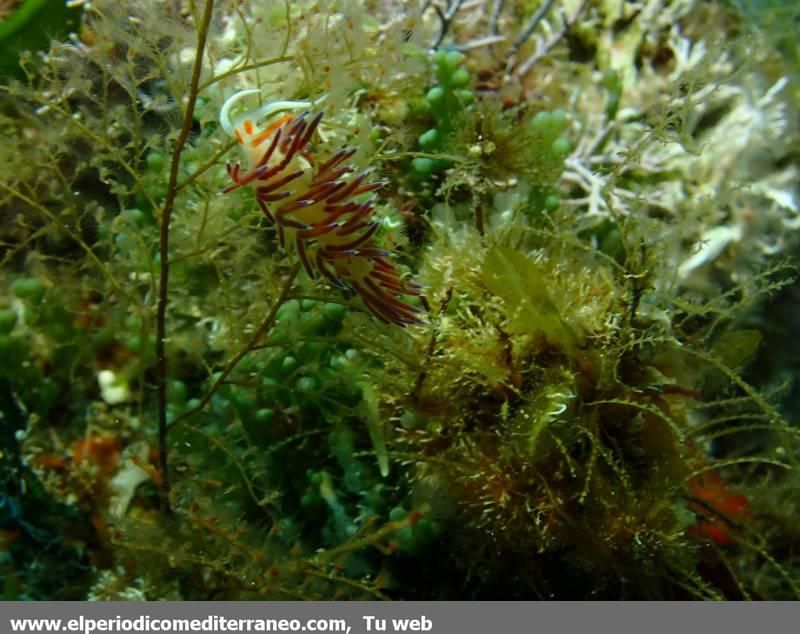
[220,91,424,327]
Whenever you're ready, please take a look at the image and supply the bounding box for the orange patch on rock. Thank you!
[71,435,121,473]
[688,472,750,546]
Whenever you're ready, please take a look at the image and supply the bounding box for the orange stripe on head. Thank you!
[244,120,254,135]
[250,114,294,148]
[235,129,244,145]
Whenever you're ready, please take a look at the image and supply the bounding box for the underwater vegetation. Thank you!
[0,0,799,600]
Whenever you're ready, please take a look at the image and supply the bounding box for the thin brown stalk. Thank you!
[155,0,215,513]
[168,263,301,430]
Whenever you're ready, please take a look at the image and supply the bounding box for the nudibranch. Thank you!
[220,90,424,327]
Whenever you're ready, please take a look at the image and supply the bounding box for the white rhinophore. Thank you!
[219,90,326,136]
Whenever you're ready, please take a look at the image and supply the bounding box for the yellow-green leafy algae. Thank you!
[0,0,798,600]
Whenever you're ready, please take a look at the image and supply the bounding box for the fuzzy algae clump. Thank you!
[0,0,799,600]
